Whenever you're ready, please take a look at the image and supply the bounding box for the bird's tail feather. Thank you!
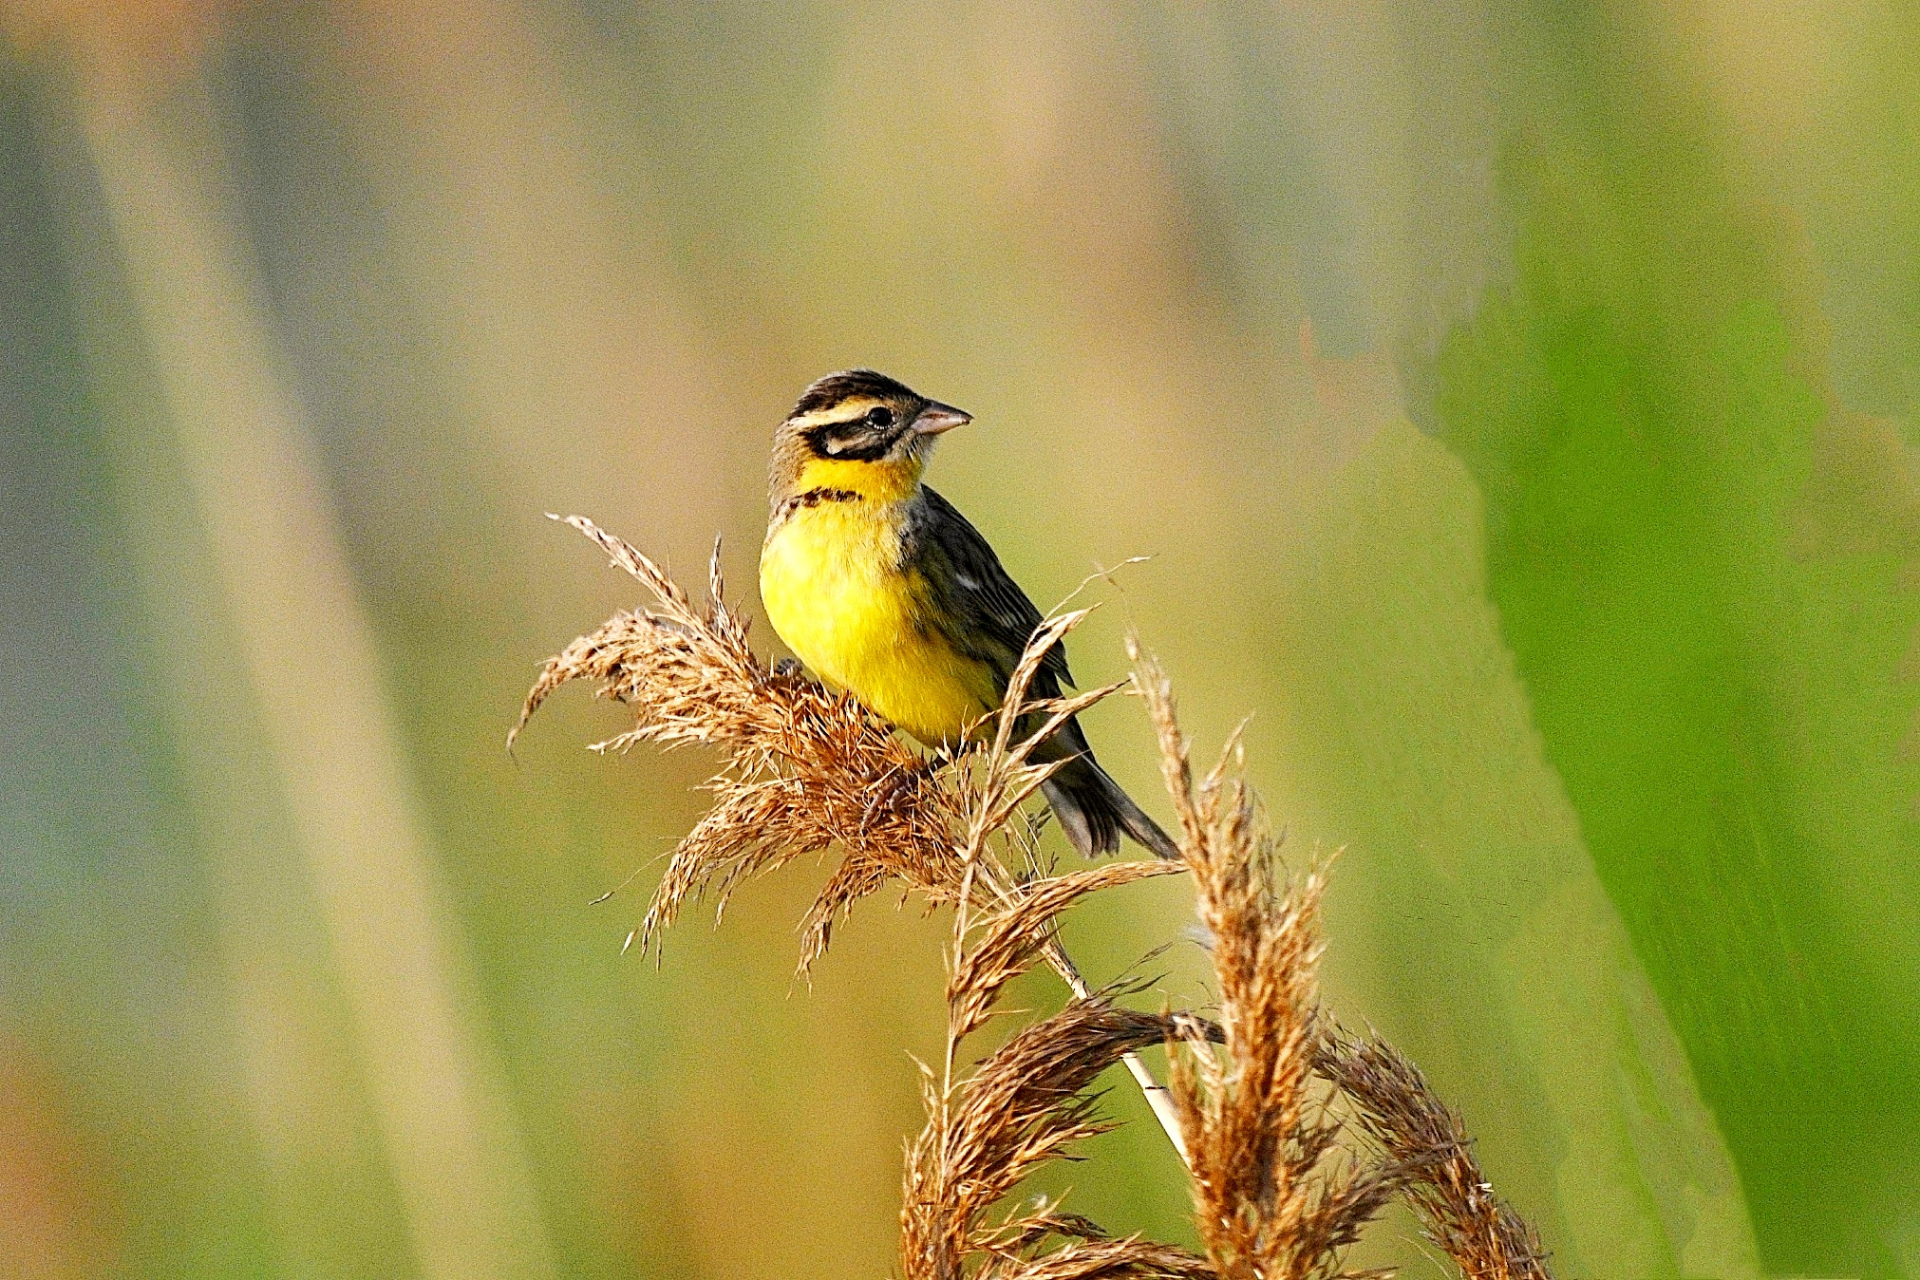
[1040,755,1181,861]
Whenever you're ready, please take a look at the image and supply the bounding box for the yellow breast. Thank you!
[760,497,1002,746]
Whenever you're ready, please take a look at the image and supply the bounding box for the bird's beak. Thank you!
[913,402,972,436]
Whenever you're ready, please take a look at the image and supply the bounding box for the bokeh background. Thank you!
[2,1,1917,1276]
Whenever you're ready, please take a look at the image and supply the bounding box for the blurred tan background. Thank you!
[2,1,1917,1277]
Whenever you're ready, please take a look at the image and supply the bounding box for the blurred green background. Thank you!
[2,1,1916,1276]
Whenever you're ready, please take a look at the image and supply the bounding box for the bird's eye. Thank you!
[865,406,895,429]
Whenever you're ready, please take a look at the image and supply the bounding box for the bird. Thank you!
[758,368,1179,861]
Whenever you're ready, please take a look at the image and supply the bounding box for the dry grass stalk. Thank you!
[904,809,1214,1278]
[903,998,1215,1280]
[1314,1032,1550,1280]
[513,515,984,969]
[1133,640,1403,1280]
[911,812,1207,1276]
[949,860,1187,1043]
[518,517,1555,1280]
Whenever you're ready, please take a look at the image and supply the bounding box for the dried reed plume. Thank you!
[906,824,1208,1279]
[511,515,977,970]
[516,516,1553,1280]
[1134,645,1401,1280]
[903,995,1212,1280]
[1314,1033,1550,1280]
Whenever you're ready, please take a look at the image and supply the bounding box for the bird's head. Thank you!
[769,369,971,505]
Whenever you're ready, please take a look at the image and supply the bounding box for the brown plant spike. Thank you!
[513,515,981,970]
[901,998,1214,1280]
[948,859,1188,1042]
[1314,1031,1551,1280]
[1132,639,1404,1280]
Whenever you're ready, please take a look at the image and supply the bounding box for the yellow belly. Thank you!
[760,503,1001,745]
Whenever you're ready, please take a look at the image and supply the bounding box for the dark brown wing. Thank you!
[900,485,1072,698]
[904,486,1177,858]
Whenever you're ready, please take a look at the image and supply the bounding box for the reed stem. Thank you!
[1041,937,1189,1165]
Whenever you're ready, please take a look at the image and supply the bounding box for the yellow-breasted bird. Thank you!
[759,369,1179,860]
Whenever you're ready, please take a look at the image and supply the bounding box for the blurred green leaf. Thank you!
[1430,6,1920,1272]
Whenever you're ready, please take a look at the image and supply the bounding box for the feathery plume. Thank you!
[1315,1031,1550,1280]
[514,516,983,970]
[903,998,1213,1280]
[1133,638,1403,1280]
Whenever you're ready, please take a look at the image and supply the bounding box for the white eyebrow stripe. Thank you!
[789,398,885,431]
